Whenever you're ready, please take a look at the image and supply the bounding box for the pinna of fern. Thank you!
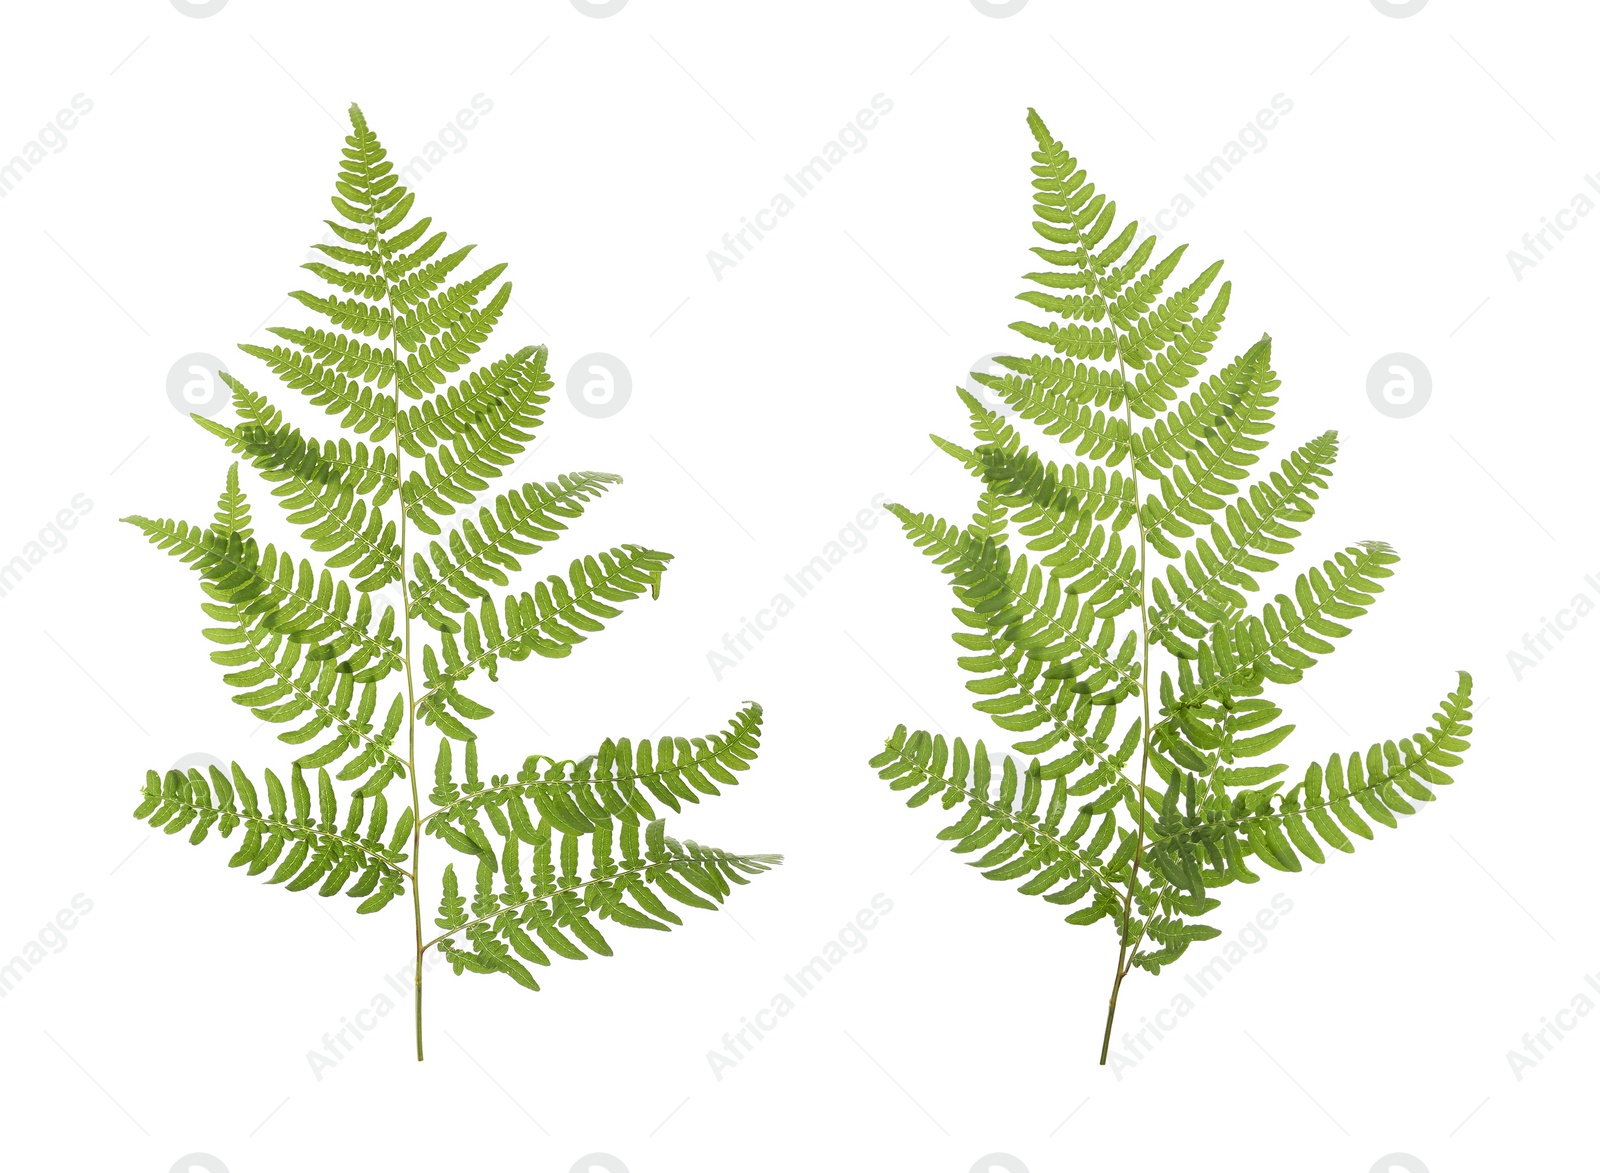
[868,108,1473,1065]
[123,103,779,1061]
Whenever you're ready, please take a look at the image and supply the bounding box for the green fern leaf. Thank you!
[869,107,1474,1063]
[124,102,777,1059]
[133,760,411,913]
[414,545,672,737]
[406,471,622,632]
[428,817,779,991]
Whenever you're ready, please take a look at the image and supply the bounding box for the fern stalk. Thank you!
[389,288,426,1061]
[869,108,1474,1067]
[1100,345,1152,1065]
[125,103,780,1063]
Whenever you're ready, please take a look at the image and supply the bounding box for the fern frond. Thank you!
[415,545,672,739]
[974,447,1141,616]
[870,727,1134,926]
[1147,431,1338,656]
[397,283,512,396]
[237,341,397,438]
[870,107,1474,1061]
[406,472,622,632]
[976,445,1139,537]
[424,705,764,848]
[394,263,507,350]
[397,345,550,457]
[128,99,774,1062]
[265,324,393,388]
[133,761,411,912]
[211,463,253,540]
[1150,673,1472,892]
[1122,274,1230,418]
[127,514,408,791]
[429,817,778,990]
[936,388,1028,471]
[972,356,1130,462]
[1135,337,1281,558]
[195,379,402,591]
[1168,541,1398,712]
[969,490,1010,541]
[888,505,1140,706]
[397,351,553,535]
[124,488,402,686]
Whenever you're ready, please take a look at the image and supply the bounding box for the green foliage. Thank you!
[134,760,411,913]
[123,104,778,1057]
[869,109,1473,1058]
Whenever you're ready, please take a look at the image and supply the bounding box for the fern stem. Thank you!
[381,251,425,1064]
[1100,314,1153,1066]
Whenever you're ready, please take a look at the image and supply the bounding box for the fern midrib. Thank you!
[1013,501,1139,613]
[227,601,404,772]
[350,125,429,1062]
[420,846,759,952]
[1147,444,1331,643]
[912,517,1137,693]
[161,522,401,678]
[1162,544,1387,718]
[887,751,1124,897]
[422,734,757,828]
[241,567,401,682]
[165,791,409,878]
[397,352,546,454]
[400,419,521,521]
[1152,726,1462,851]
[414,553,655,712]
[290,487,402,582]
[1149,499,1295,645]
[1100,245,1158,1026]
[406,491,590,618]
[978,648,1139,802]
[1124,297,1224,416]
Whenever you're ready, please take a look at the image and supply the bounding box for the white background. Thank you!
[0,2,1593,1171]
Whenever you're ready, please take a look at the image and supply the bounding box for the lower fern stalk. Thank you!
[413,862,424,1060]
[1099,963,1129,1065]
